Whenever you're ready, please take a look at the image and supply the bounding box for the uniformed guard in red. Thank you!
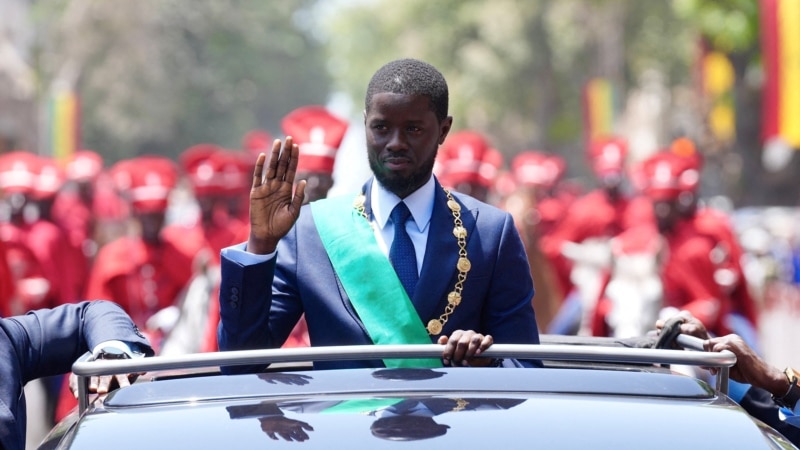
[538,137,656,336]
[434,130,503,203]
[85,156,195,343]
[0,152,81,307]
[281,105,349,204]
[640,149,735,337]
[275,106,350,347]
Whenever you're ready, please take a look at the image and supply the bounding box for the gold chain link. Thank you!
[353,188,469,335]
[451,398,469,412]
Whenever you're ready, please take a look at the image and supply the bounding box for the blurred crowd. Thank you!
[432,130,800,355]
[3,106,800,430]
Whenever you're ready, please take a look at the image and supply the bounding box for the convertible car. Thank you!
[38,334,797,449]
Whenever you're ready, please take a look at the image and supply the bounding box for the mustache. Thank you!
[382,150,413,159]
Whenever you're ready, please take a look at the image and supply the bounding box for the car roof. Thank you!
[56,369,783,449]
[42,337,795,450]
[104,365,714,407]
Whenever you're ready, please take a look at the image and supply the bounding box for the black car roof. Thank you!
[47,339,797,450]
[104,366,715,408]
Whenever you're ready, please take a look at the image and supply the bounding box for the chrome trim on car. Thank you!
[73,337,735,414]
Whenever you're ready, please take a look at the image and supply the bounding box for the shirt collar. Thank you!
[371,175,436,233]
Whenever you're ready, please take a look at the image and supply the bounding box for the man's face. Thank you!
[365,93,452,198]
[135,210,166,244]
[652,198,680,233]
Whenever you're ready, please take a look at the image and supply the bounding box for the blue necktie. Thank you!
[389,202,418,298]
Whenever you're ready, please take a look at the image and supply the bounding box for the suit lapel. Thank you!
[359,178,478,326]
[361,178,374,220]
[414,183,477,322]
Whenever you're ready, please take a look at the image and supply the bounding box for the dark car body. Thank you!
[39,337,797,449]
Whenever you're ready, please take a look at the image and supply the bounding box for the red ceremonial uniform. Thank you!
[85,156,194,335]
[540,137,655,262]
[509,151,573,294]
[670,137,758,330]
[538,137,657,336]
[0,152,84,306]
[51,150,105,260]
[641,149,734,337]
[0,234,50,315]
[692,208,758,327]
[4,219,84,305]
[36,156,90,302]
[661,220,732,336]
[0,240,15,315]
[85,235,195,329]
[172,145,250,353]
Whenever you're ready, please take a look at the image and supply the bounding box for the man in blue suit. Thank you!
[218,58,540,370]
[0,300,154,450]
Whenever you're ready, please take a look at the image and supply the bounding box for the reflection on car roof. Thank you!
[105,367,714,408]
[48,340,795,450]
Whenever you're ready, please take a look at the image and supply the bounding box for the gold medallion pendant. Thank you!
[354,188,469,336]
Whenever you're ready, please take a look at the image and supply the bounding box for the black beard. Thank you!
[368,149,437,198]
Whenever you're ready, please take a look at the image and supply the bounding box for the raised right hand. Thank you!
[248,137,307,254]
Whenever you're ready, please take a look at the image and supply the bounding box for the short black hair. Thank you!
[365,58,449,122]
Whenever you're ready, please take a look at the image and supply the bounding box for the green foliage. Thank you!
[323,0,697,165]
[33,0,332,163]
[28,0,750,174]
[673,0,760,53]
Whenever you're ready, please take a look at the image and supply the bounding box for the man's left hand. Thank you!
[438,330,494,367]
[69,372,143,397]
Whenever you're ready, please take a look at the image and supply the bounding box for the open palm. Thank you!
[248,136,306,254]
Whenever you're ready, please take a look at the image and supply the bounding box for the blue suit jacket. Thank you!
[219,178,540,370]
[0,301,153,450]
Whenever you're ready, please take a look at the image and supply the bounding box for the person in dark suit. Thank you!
[0,300,154,450]
[218,58,540,371]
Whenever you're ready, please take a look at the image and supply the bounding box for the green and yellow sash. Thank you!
[311,196,440,368]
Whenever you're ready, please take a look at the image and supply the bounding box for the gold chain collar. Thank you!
[352,187,470,335]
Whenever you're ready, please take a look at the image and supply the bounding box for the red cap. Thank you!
[641,151,688,200]
[66,150,104,182]
[32,156,66,200]
[209,149,251,197]
[112,156,178,212]
[281,106,349,174]
[242,129,274,157]
[511,151,566,189]
[0,151,40,194]
[180,144,223,198]
[588,136,627,176]
[436,130,502,188]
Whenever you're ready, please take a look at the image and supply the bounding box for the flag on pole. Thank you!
[760,0,800,148]
[582,78,615,147]
[49,90,80,164]
[703,50,736,143]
